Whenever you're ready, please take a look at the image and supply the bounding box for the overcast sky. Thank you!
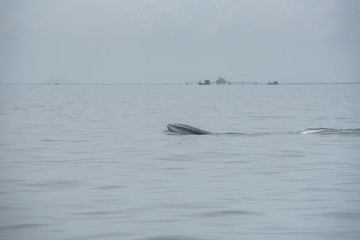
[0,0,359,84]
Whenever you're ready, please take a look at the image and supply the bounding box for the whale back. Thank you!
[167,124,211,135]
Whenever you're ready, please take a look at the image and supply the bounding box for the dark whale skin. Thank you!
[167,124,211,135]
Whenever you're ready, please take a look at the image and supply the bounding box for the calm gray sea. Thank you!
[0,84,360,240]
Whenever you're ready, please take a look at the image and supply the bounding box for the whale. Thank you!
[167,124,360,136]
[167,123,211,135]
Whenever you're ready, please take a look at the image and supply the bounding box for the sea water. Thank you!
[0,84,359,240]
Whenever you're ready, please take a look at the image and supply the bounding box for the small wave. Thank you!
[0,223,45,230]
[299,128,360,135]
[323,211,360,219]
[141,235,211,240]
[198,210,262,217]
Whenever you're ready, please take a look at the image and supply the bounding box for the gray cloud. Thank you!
[0,0,359,84]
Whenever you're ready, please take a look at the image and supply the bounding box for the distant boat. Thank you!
[44,79,70,85]
[268,81,279,85]
[199,80,210,85]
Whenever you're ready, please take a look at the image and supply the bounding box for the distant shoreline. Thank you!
[1,82,359,86]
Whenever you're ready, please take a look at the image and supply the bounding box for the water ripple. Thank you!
[139,235,212,240]
[323,212,360,219]
[196,210,263,218]
[0,223,46,230]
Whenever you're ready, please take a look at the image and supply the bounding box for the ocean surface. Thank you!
[0,84,359,240]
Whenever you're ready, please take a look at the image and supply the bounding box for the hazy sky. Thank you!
[1,0,359,84]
